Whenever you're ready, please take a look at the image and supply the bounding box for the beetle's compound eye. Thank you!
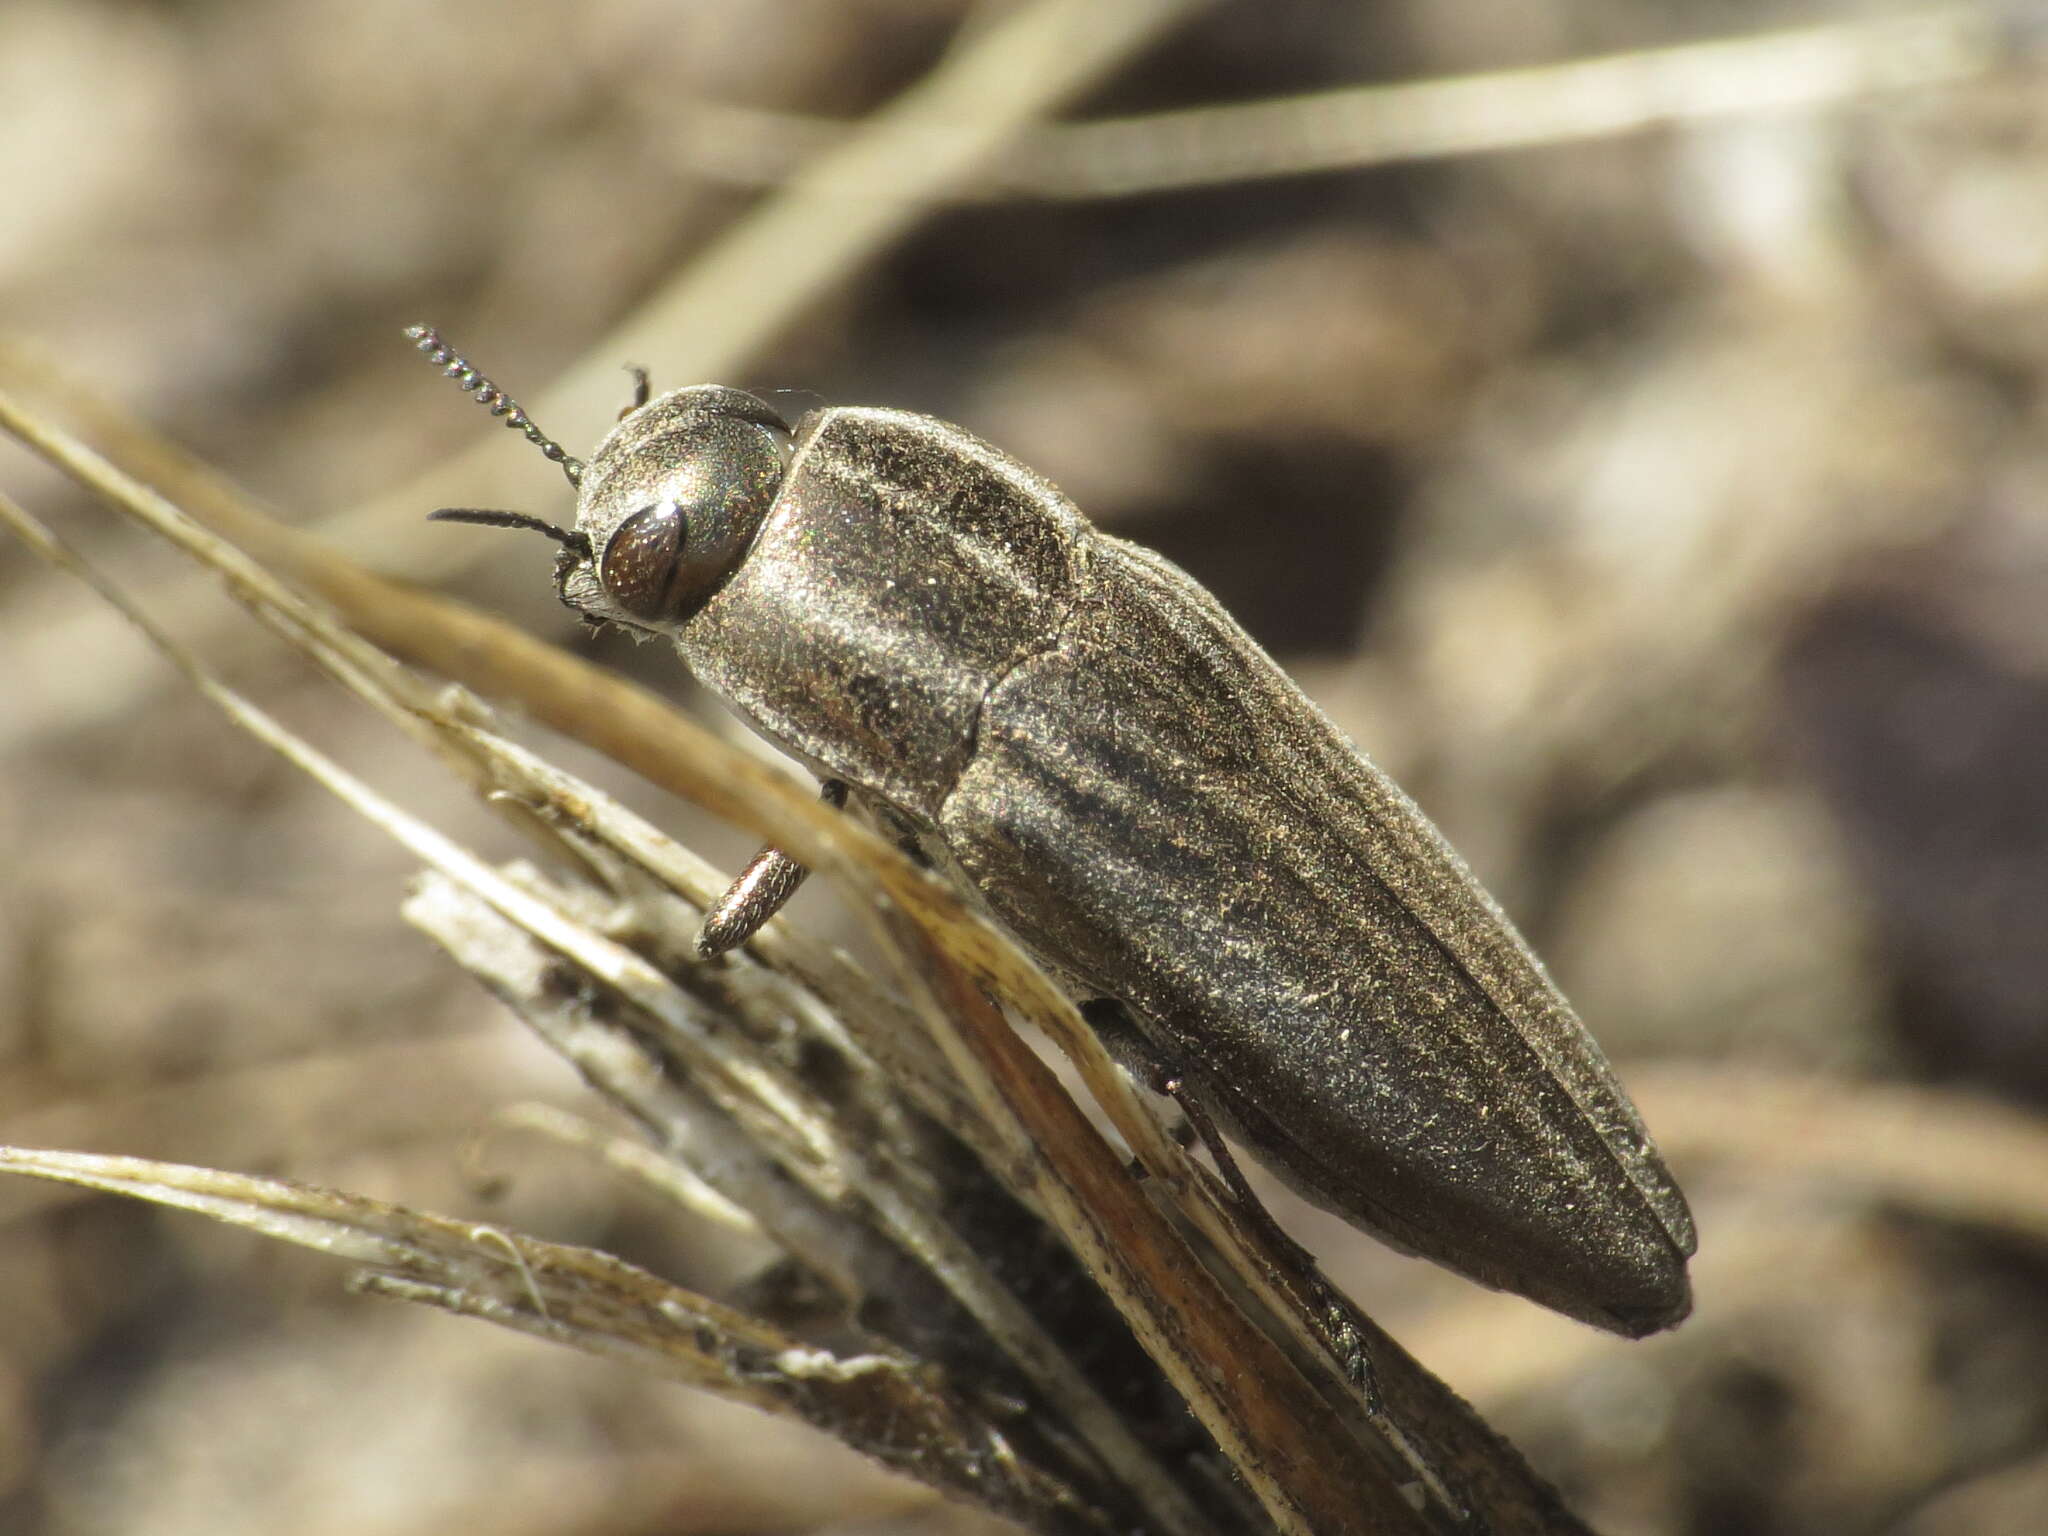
[596,416,783,622]
[599,502,688,618]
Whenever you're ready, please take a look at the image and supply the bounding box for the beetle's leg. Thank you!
[1079,998,1320,1262]
[1080,1002,1377,1388]
[864,800,935,868]
[694,779,848,959]
[619,365,651,419]
[1172,1082,1375,1390]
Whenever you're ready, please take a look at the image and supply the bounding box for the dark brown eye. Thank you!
[595,417,782,622]
[599,502,687,619]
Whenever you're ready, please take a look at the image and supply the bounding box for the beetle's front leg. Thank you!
[694,779,849,959]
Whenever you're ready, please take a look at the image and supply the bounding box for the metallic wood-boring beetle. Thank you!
[409,325,1696,1336]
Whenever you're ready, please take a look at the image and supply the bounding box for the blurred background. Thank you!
[2,2,2046,1533]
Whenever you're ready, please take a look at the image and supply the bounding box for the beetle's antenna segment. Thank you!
[404,325,584,488]
[428,507,592,560]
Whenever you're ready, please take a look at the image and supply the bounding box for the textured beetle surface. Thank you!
[466,372,1698,1336]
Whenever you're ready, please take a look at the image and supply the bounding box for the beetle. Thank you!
[408,325,1696,1336]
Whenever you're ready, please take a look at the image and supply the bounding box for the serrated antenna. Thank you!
[404,325,583,488]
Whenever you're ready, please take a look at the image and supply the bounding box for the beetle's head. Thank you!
[408,326,793,634]
[558,384,792,630]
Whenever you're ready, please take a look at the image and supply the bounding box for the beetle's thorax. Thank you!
[661,404,1092,822]
[580,387,784,524]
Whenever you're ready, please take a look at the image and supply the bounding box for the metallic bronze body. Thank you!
[552,389,1697,1336]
